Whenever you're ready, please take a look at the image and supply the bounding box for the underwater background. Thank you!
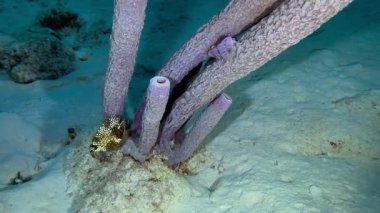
[0,0,379,212]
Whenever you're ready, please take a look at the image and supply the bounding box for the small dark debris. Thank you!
[68,127,76,140]
[9,171,32,185]
[65,127,76,145]
[148,177,159,182]
[329,140,344,150]
[330,141,338,149]
[208,178,222,194]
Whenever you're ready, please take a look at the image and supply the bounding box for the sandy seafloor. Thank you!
[0,0,379,212]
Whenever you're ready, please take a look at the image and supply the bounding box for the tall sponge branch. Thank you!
[103,0,147,118]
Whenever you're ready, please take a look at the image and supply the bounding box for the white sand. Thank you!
[0,0,379,212]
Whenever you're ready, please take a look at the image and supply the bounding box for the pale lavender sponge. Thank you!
[159,0,352,149]
[103,0,147,118]
[208,36,236,60]
[167,93,232,167]
[138,76,170,157]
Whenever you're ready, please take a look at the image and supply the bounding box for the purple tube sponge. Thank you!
[167,93,232,167]
[103,0,147,118]
[139,76,170,157]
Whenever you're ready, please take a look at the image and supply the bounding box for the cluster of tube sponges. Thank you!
[91,0,352,167]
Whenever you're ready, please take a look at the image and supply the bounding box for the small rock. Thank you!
[280,174,294,183]
[309,185,322,197]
